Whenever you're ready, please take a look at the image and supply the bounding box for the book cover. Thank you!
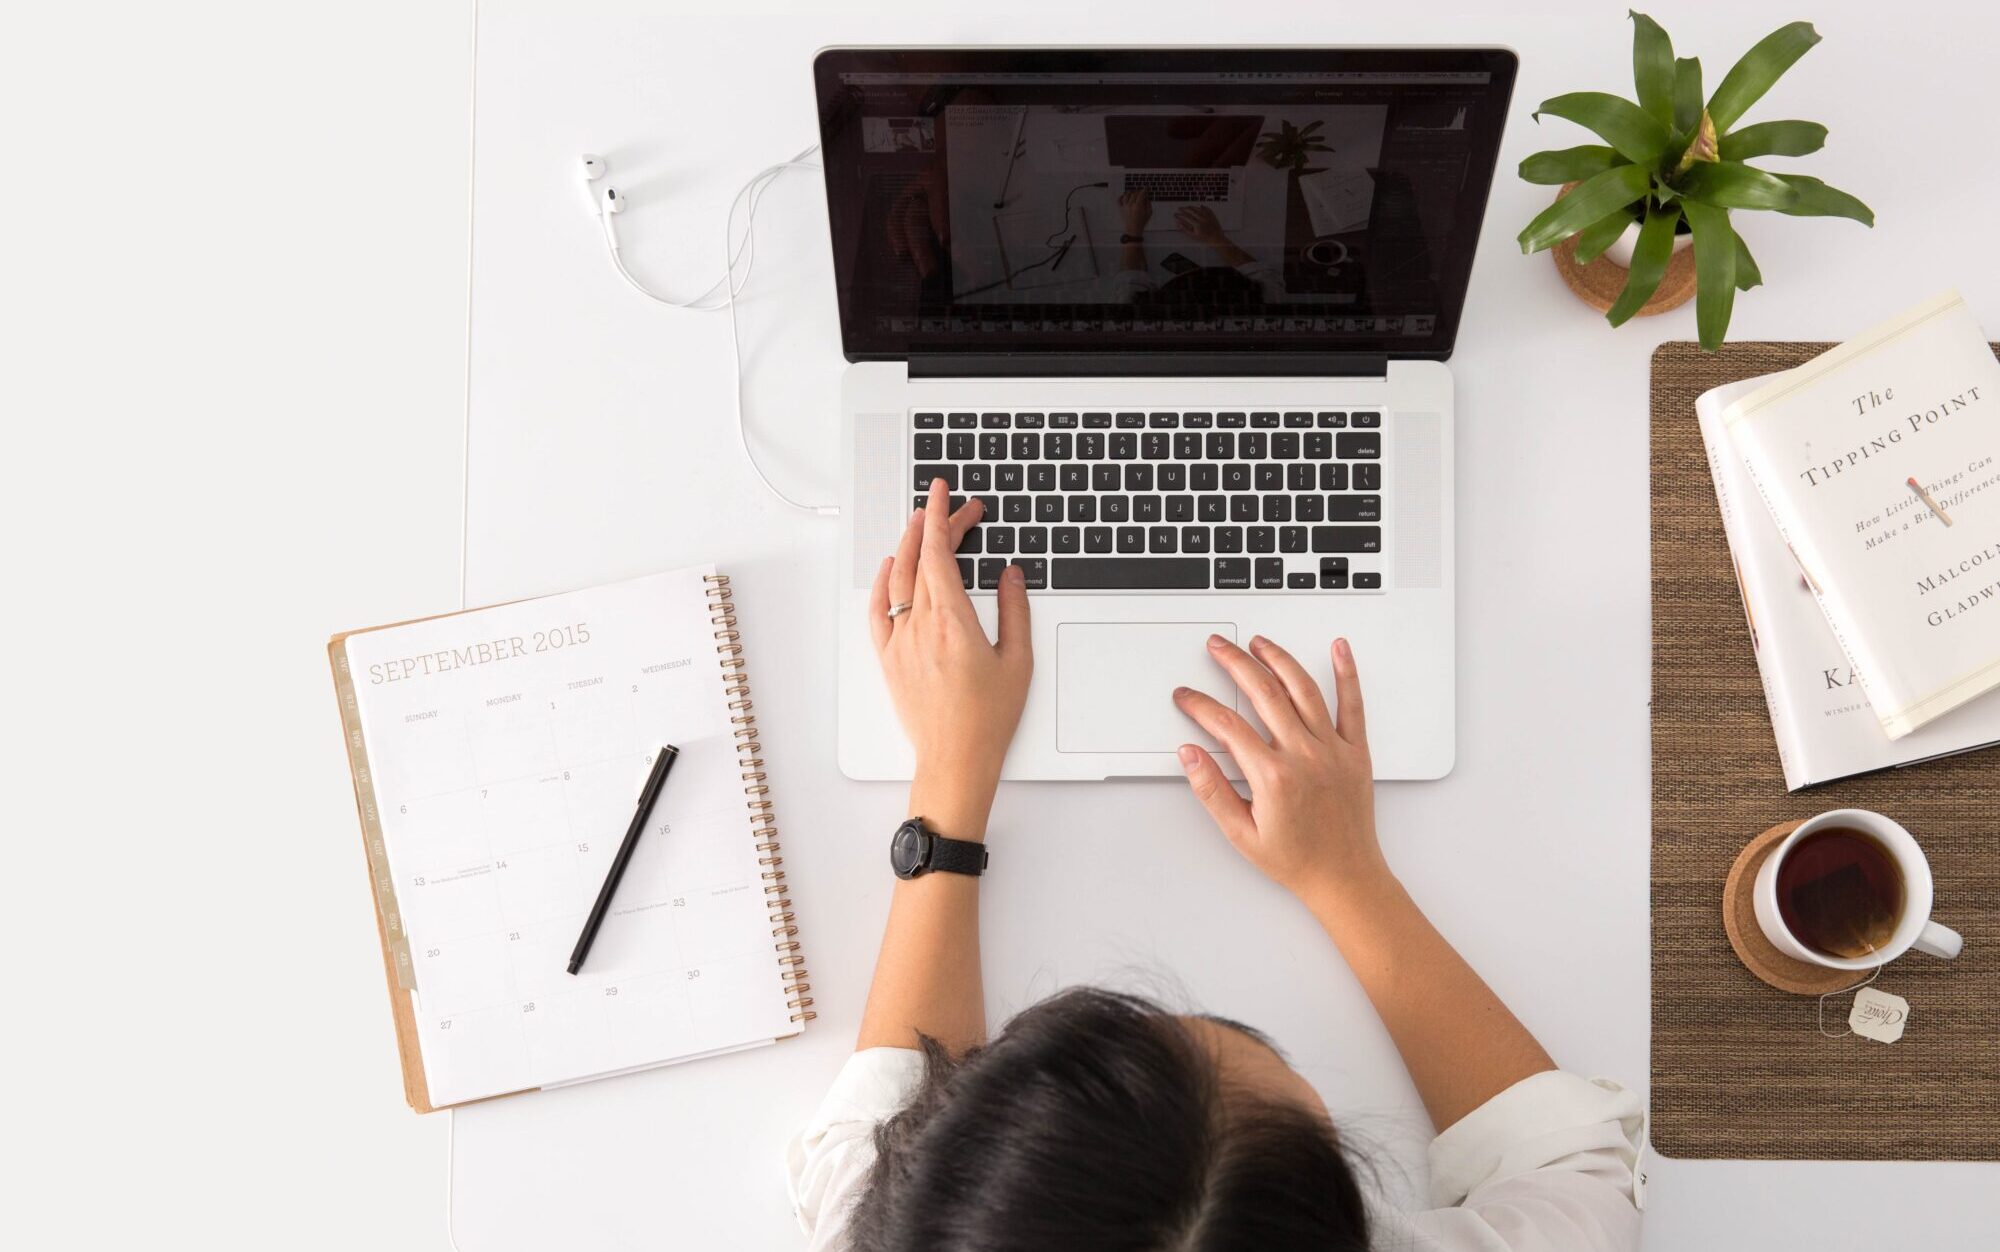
[1698,375,2000,787]
[1722,291,2000,738]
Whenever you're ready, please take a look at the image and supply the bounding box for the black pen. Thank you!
[567,745,678,975]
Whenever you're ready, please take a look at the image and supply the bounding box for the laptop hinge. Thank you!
[906,353,1391,380]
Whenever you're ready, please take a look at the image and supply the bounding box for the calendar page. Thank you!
[338,568,798,1107]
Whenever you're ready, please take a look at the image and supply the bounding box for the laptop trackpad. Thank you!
[1057,622,1237,753]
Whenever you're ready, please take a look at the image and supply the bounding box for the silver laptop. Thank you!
[815,47,1518,781]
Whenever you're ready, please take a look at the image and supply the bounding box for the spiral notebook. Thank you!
[329,566,812,1112]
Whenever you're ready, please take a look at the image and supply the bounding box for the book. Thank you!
[1698,377,2000,789]
[1722,290,2000,738]
[329,566,812,1112]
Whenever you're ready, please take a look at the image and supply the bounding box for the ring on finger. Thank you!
[886,601,915,619]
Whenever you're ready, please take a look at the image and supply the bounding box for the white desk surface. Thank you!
[453,2,2000,1247]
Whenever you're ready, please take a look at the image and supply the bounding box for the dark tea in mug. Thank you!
[1774,826,1906,959]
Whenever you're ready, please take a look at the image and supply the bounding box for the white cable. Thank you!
[595,144,838,515]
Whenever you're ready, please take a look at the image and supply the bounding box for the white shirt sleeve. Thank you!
[784,1053,1643,1252]
[784,1048,926,1252]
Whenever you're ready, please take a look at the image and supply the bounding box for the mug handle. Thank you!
[1914,920,1963,960]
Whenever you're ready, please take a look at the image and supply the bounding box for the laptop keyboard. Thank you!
[911,411,1384,593]
[1120,171,1231,203]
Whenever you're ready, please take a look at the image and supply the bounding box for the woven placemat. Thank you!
[1650,340,2000,1161]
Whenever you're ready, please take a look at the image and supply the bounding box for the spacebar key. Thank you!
[1051,558,1210,589]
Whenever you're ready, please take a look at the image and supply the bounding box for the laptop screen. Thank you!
[813,48,1517,363]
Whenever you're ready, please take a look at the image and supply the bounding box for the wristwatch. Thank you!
[890,816,988,880]
[1119,233,1145,244]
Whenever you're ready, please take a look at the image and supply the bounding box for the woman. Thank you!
[787,479,1643,1251]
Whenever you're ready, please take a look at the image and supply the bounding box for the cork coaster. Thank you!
[1722,821,1858,995]
[1553,230,1696,315]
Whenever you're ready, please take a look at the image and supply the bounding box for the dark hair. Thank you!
[848,988,1371,1251]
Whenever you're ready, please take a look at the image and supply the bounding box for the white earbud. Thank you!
[580,152,608,209]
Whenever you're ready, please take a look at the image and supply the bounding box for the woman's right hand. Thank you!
[1171,635,1389,904]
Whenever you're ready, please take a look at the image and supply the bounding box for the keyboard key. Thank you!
[1078,433,1106,459]
[977,558,1006,588]
[1148,412,1179,428]
[1352,411,1382,428]
[1317,412,1346,428]
[947,432,975,459]
[1110,432,1138,460]
[1015,412,1045,429]
[1182,526,1211,553]
[1215,527,1243,553]
[1093,465,1120,492]
[948,412,977,428]
[1248,526,1276,553]
[1116,526,1145,554]
[986,527,1016,554]
[974,494,998,517]
[1019,527,1048,554]
[1213,558,1251,589]
[981,412,1010,428]
[1011,557,1048,588]
[1116,412,1146,428]
[1125,464,1154,491]
[915,412,944,429]
[1304,432,1331,459]
[915,465,956,490]
[959,557,976,587]
[1240,432,1267,459]
[1320,556,1349,574]
[1255,464,1283,491]
[1165,494,1193,522]
[964,464,992,491]
[1311,526,1381,553]
[1251,411,1281,428]
[1082,411,1113,428]
[1354,464,1381,491]
[980,432,1007,460]
[1029,464,1056,491]
[1052,526,1080,554]
[1206,432,1235,460]
[1279,526,1307,552]
[1060,464,1088,492]
[1327,494,1382,522]
[1046,433,1073,460]
[1217,412,1247,428]
[914,433,942,459]
[1183,412,1213,428]
[1191,464,1219,491]
[1049,412,1079,428]
[1321,570,1348,590]
[1320,463,1349,491]
[957,526,982,554]
[1199,494,1227,521]
[1149,526,1178,553]
[1287,572,1315,589]
[1035,496,1063,522]
[1084,526,1113,553]
[1287,464,1315,491]
[1223,464,1251,491]
[1272,432,1299,459]
[1003,496,1030,522]
[1256,557,1285,588]
[1134,495,1162,522]
[1174,432,1203,459]
[1296,494,1324,521]
[1353,571,1382,589]
[1159,464,1187,490]
[1230,495,1259,522]
[1012,433,1040,460]
[995,464,1023,491]
[1284,411,1313,428]
[1336,432,1381,459]
[1053,558,1209,589]
[1102,495,1130,522]
[1067,495,1097,523]
[1262,495,1291,522]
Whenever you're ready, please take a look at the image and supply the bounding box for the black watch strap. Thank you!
[927,834,989,877]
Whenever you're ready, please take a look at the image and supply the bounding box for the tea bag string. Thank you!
[1816,948,1883,1039]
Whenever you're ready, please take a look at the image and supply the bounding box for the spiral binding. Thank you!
[704,573,815,1024]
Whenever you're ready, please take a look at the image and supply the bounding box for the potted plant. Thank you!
[1257,119,1333,175]
[1516,13,1873,349]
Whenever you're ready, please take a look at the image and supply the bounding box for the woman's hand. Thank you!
[868,478,1033,816]
[1171,635,1388,904]
[1173,204,1229,247]
[1118,189,1153,235]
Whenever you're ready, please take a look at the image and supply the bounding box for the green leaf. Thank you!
[1719,120,1827,160]
[1683,200,1737,351]
[1769,174,1875,225]
[1630,11,1676,126]
[1574,206,1637,264]
[1517,163,1653,253]
[1708,21,1821,131]
[1607,204,1681,326]
[1733,227,1763,290]
[1677,160,1798,210]
[1518,145,1625,185]
[1533,92,1672,167]
[1672,57,1704,135]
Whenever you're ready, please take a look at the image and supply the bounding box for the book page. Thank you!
[340,568,795,1107]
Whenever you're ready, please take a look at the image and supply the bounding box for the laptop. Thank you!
[815,47,1518,781]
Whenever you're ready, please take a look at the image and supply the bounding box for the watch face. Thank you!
[890,822,928,878]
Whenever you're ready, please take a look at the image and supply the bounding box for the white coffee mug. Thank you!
[1753,808,1963,970]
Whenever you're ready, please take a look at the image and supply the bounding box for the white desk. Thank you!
[452,3,2000,1247]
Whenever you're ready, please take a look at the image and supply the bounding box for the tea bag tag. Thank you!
[1849,987,1909,1043]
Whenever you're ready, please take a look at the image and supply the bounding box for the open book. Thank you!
[1698,377,2000,789]
[329,567,811,1111]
